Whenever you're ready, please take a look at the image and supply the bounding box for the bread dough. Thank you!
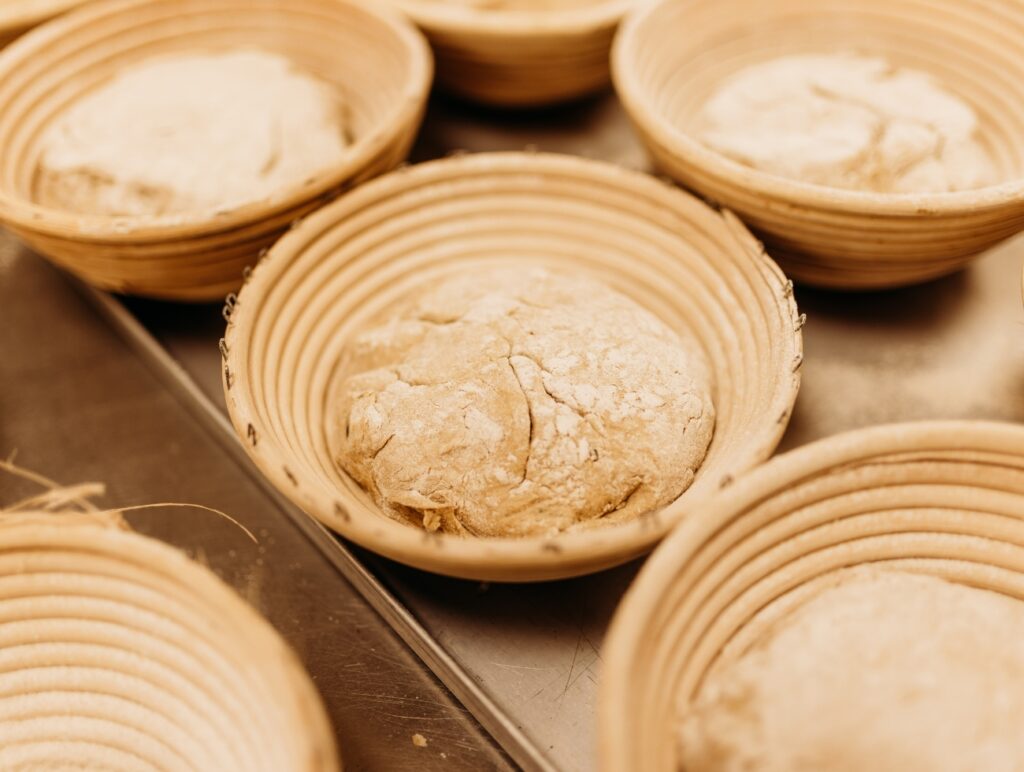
[35,50,350,217]
[679,569,1024,772]
[331,267,715,538]
[697,54,996,194]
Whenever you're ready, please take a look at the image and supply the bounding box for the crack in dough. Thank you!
[330,267,715,538]
[696,53,997,194]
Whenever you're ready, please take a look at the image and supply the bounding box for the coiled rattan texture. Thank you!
[600,420,1024,771]
[223,152,802,582]
[0,0,88,47]
[613,0,1024,289]
[0,0,432,300]
[389,0,633,106]
[0,516,338,771]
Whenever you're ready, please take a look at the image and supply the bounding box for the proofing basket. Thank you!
[600,420,1024,771]
[223,151,803,582]
[0,0,432,300]
[0,513,339,771]
[390,0,632,107]
[613,0,1024,289]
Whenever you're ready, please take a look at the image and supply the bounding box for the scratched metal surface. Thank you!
[0,241,516,772]
[79,92,1024,771]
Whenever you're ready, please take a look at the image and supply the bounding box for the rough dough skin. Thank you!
[331,267,715,538]
[35,50,350,218]
[679,570,1024,772]
[697,54,996,194]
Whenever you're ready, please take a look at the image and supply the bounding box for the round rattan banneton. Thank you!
[0,514,338,770]
[223,151,803,582]
[388,0,634,107]
[0,0,432,300]
[613,0,1024,289]
[600,420,1024,772]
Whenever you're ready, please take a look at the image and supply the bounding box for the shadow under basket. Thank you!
[223,151,803,582]
[600,419,1024,771]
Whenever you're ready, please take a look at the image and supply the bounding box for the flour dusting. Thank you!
[697,53,996,194]
[36,50,351,217]
[331,267,715,538]
[680,570,1024,771]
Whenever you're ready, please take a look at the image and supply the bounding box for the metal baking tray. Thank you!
[1,238,514,772]
[21,91,1024,772]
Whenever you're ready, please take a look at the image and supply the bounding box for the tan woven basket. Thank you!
[600,420,1024,772]
[388,0,633,106]
[0,0,432,301]
[613,0,1024,289]
[0,513,339,770]
[223,151,802,582]
[0,0,89,47]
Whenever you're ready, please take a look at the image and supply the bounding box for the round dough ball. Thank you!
[330,267,715,538]
[697,54,996,194]
[35,50,350,218]
[679,570,1024,772]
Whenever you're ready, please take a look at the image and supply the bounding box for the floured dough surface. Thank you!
[697,53,996,194]
[679,569,1024,772]
[36,50,350,217]
[331,267,715,538]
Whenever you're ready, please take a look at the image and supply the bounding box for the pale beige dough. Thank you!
[331,267,715,538]
[697,53,997,194]
[35,50,350,218]
[679,569,1024,772]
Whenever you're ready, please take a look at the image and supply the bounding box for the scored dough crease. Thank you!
[330,267,715,538]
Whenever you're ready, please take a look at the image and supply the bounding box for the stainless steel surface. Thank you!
[0,240,515,772]
[126,91,1024,772]
[9,91,1024,772]
[98,284,549,772]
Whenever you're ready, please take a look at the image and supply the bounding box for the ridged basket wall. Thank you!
[0,0,432,300]
[613,0,1024,289]
[0,0,88,47]
[223,152,803,582]
[0,514,339,771]
[600,420,1024,771]
[389,0,633,106]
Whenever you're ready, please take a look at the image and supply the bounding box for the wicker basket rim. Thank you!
[0,0,86,29]
[224,150,802,581]
[599,418,1024,770]
[0,0,433,243]
[0,517,340,771]
[389,0,633,36]
[612,0,1024,217]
